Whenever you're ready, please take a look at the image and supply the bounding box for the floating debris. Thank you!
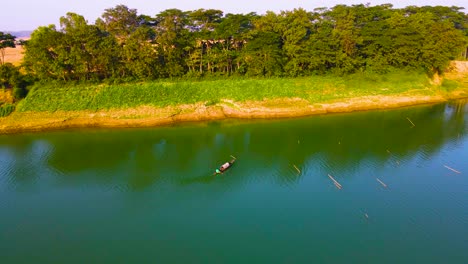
[364,213,369,219]
[406,117,416,127]
[376,178,387,188]
[444,165,461,174]
[293,165,301,174]
[328,174,342,189]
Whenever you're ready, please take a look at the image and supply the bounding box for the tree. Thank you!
[122,26,159,79]
[153,9,191,77]
[358,4,394,72]
[186,9,223,75]
[60,12,121,80]
[0,63,19,88]
[0,63,30,99]
[96,5,141,42]
[0,32,16,65]
[22,25,65,80]
[188,9,223,35]
[214,13,256,75]
[306,8,338,74]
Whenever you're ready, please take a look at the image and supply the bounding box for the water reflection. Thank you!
[0,100,467,191]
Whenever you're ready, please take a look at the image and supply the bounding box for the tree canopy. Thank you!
[21,4,468,82]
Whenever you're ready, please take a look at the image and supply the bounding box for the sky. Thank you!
[2,0,468,31]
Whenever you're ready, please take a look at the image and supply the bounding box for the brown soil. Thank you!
[1,93,466,134]
[445,61,468,82]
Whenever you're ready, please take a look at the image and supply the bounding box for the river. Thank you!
[1,100,467,263]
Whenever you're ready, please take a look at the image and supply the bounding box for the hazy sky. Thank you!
[2,0,468,31]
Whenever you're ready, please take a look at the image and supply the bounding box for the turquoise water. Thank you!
[1,101,467,263]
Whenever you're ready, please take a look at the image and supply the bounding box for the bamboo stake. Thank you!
[444,165,461,174]
[293,165,301,174]
[406,117,415,127]
[230,155,237,159]
[376,178,387,188]
[328,174,342,189]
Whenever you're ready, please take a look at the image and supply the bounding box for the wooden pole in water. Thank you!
[328,174,342,189]
[376,178,387,188]
[444,165,461,174]
[293,165,301,174]
[406,117,416,127]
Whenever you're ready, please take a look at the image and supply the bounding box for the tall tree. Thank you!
[22,25,65,80]
[213,13,256,75]
[358,4,394,72]
[122,27,159,79]
[186,9,223,75]
[60,12,121,80]
[96,5,141,42]
[153,9,191,77]
[241,12,283,76]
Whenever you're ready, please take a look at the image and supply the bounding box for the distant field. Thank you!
[2,37,28,66]
[3,46,24,65]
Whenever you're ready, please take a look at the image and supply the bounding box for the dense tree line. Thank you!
[11,4,468,82]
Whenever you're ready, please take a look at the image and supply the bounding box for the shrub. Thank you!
[0,103,15,117]
[13,87,27,99]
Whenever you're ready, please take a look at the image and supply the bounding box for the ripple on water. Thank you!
[6,162,39,192]
[0,161,13,189]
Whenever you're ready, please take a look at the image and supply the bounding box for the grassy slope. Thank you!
[17,71,459,113]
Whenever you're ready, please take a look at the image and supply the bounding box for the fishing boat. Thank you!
[214,156,236,174]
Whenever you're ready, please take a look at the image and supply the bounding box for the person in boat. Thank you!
[214,159,235,174]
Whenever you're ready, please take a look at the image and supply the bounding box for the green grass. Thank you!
[17,71,435,112]
[0,104,15,117]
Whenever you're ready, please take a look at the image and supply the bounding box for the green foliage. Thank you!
[20,4,468,82]
[13,87,27,99]
[440,79,459,92]
[95,5,140,41]
[0,63,31,98]
[0,63,19,88]
[0,103,15,117]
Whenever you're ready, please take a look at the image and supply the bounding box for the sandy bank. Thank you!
[2,93,467,134]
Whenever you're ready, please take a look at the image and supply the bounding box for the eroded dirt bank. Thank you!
[1,93,467,134]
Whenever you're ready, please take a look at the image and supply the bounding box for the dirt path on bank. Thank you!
[1,93,467,134]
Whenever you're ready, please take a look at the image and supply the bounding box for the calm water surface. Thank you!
[1,101,467,263]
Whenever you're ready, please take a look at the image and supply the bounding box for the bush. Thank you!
[0,103,15,117]
[13,87,27,99]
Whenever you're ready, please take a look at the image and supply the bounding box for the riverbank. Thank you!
[1,66,468,134]
[1,92,467,134]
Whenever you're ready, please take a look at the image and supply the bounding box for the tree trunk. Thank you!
[0,49,5,65]
[200,45,203,73]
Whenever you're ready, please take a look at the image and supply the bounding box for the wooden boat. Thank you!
[215,156,236,174]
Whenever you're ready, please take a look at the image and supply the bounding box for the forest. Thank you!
[11,4,468,82]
